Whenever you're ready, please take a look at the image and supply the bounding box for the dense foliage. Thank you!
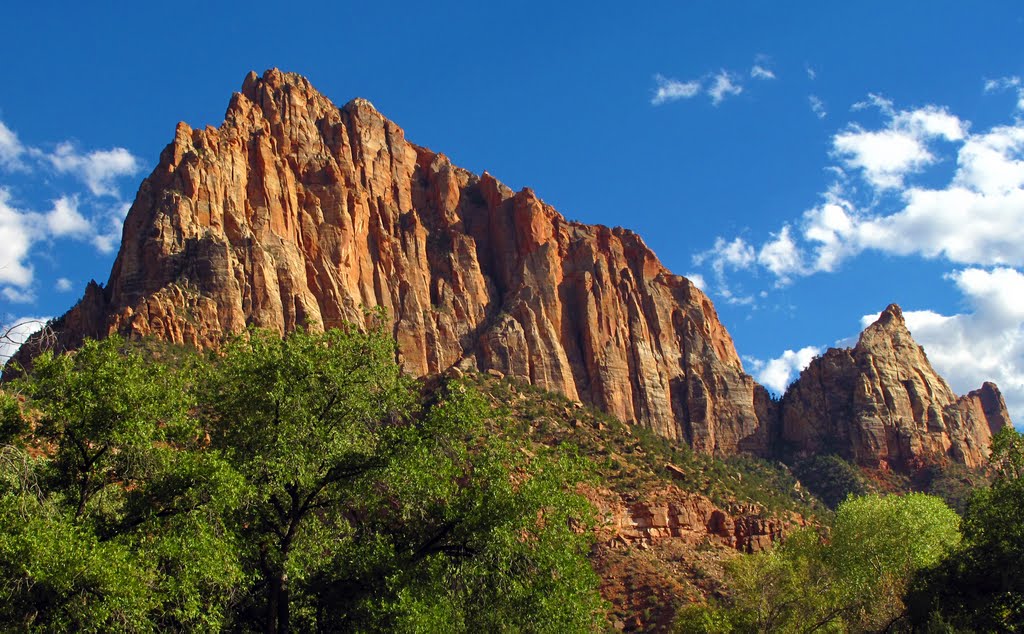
[0,328,605,632]
[674,493,962,633]
[907,427,1024,631]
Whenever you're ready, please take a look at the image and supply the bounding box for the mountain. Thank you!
[779,304,1009,471]
[16,69,1009,468]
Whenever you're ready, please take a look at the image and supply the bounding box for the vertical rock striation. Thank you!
[779,304,1008,469]
[27,69,772,455]
[17,71,1009,467]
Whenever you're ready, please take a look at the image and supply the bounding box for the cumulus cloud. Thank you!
[44,196,92,238]
[746,346,822,394]
[0,118,141,303]
[652,74,701,105]
[44,143,140,197]
[858,267,1024,420]
[55,277,73,292]
[757,226,803,283]
[708,71,743,105]
[0,189,36,287]
[696,95,1024,290]
[833,102,966,190]
[750,65,776,80]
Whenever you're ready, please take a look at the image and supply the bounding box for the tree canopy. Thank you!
[0,327,605,632]
[907,426,1024,631]
[674,492,962,633]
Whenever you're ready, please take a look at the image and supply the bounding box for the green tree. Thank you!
[0,326,605,632]
[198,325,605,632]
[675,493,961,633]
[307,383,605,632]
[907,427,1024,631]
[196,324,416,631]
[0,337,244,631]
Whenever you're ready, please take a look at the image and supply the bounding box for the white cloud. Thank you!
[746,346,821,394]
[859,267,1024,420]
[696,97,1024,291]
[0,189,35,288]
[2,286,35,304]
[686,272,706,291]
[45,143,140,197]
[692,237,759,306]
[708,71,743,105]
[833,126,933,190]
[757,225,803,283]
[0,118,141,303]
[0,193,103,294]
[55,277,73,292]
[0,316,50,363]
[809,95,827,119]
[694,236,756,275]
[833,101,966,191]
[806,66,817,80]
[652,74,701,105]
[45,196,91,238]
[0,121,25,170]
[652,58,770,107]
[984,76,1024,110]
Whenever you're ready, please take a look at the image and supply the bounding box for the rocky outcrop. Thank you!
[779,304,1008,470]
[583,485,804,554]
[22,69,772,455]
[15,71,1010,468]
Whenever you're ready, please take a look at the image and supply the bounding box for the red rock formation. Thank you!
[27,69,772,455]
[582,484,803,554]
[16,71,1011,467]
[780,304,1008,470]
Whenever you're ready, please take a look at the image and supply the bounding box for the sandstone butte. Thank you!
[16,69,1010,471]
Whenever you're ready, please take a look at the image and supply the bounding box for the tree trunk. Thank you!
[267,570,290,633]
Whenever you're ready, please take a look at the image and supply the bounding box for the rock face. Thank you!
[584,485,803,554]
[29,69,772,455]
[19,70,1010,467]
[779,304,1009,470]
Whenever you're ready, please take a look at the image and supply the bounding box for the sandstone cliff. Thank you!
[779,304,1009,470]
[28,69,772,455]
[18,70,1010,467]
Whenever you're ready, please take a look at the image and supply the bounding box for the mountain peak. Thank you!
[11,71,1009,470]
[782,302,1008,470]
[876,303,905,326]
[20,69,770,456]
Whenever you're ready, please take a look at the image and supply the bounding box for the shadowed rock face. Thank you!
[28,69,772,455]
[17,70,1009,466]
[779,304,1009,470]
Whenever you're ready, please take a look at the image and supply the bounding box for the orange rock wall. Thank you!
[780,305,1008,469]
[43,69,771,455]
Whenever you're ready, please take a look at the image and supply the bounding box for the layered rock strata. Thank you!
[25,69,771,454]
[17,70,1011,467]
[584,485,803,554]
[779,304,1009,470]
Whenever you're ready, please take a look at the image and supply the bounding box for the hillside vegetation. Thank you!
[1,326,1021,632]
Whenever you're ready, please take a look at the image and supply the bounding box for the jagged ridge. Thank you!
[780,304,1009,470]
[28,69,772,455]
[18,70,1010,467]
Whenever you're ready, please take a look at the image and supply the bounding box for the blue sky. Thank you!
[2,2,1024,421]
